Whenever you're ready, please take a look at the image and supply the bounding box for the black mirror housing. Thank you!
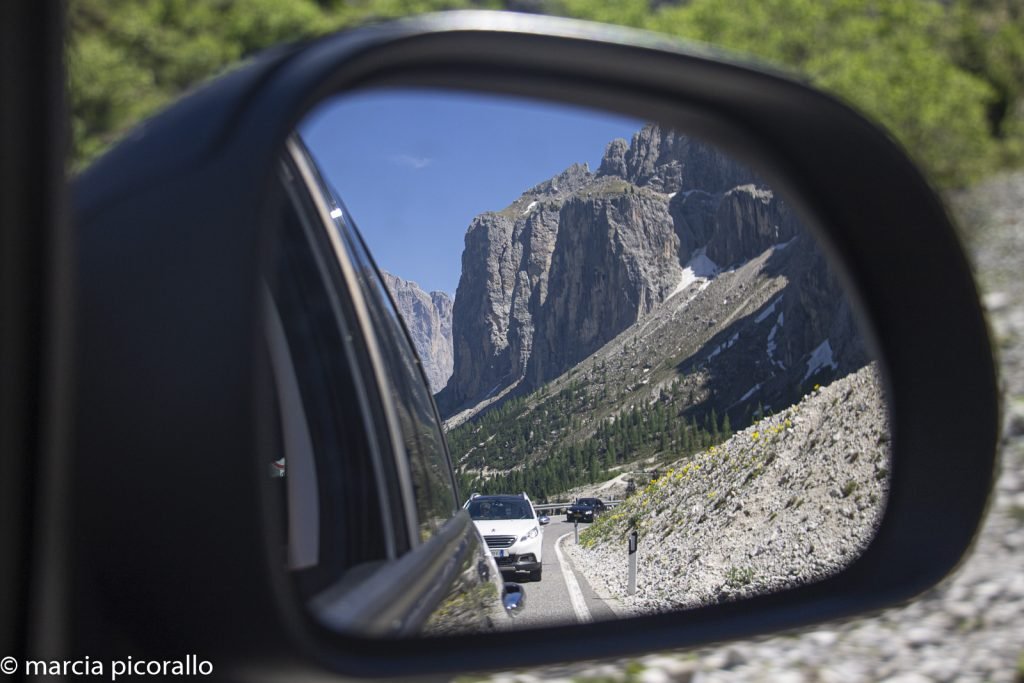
[68,10,998,680]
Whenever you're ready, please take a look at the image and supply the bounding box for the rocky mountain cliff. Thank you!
[443,164,591,408]
[436,123,864,426]
[526,186,683,387]
[380,271,453,393]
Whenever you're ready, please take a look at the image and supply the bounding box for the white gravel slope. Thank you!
[566,365,890,615]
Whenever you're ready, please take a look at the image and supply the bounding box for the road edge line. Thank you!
[555,532,593,624]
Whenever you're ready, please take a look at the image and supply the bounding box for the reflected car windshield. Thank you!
[467,499,532,520]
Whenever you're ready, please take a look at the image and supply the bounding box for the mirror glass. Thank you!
[282,88,891,634]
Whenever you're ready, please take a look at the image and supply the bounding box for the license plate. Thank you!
[492,549,505,558]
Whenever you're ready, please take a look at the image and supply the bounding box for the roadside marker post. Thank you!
[574,520,579,544]
[628,529,638,596]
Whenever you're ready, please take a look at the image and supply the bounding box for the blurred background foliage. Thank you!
[69,0,1024,187]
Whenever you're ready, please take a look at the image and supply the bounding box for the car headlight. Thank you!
[520,527,539,542]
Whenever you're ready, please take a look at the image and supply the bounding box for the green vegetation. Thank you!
[559,0,1024,187]
[70,1,1024,186]
[588,178,636,197]
[578,433,774,547]
[725,565,755,588]
[1010,505,1024,524]
[661,0,1007,186]
[450,373,734,500]
[67,0,498,167]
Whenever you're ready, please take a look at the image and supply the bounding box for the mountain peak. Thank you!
[524,161,593,198]
[380,270,454,394]
[598,138,629,178]
[437,123,859,422]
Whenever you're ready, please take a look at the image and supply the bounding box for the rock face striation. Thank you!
[444,164,590,408]
[380,271,453,393]
[526,187,683,387]
[436,122,864,422]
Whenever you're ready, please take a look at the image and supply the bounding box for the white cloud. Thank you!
[390,153,432,169]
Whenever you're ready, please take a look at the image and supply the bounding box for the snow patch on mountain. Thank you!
[668,249,721,301]
[803,339,839,382]
[754,296,783,324]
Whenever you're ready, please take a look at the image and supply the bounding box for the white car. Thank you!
[466,494,550,581]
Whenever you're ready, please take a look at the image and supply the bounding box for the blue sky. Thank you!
[300,89,643,296]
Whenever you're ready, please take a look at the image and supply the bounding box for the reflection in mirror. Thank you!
[293,89,890,632]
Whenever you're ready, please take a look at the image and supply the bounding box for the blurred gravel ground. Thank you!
[473,171,1024,683]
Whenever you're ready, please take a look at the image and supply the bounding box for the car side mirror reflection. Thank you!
[68,11,997,677]
[271,87,891,636]
[503,582,526,615]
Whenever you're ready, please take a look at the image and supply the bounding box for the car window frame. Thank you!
[278,139,500,637]
[281,138,423,551]
[288,137,461,535]
[340,227,461,537]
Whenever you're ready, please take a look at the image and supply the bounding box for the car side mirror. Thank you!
[70,10,998,682]
[503,582,527,615]
[538,515,550,526]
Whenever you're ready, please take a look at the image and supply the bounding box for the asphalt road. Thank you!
[504,519,618,629]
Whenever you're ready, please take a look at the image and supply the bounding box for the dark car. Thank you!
[566,497,607,523]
